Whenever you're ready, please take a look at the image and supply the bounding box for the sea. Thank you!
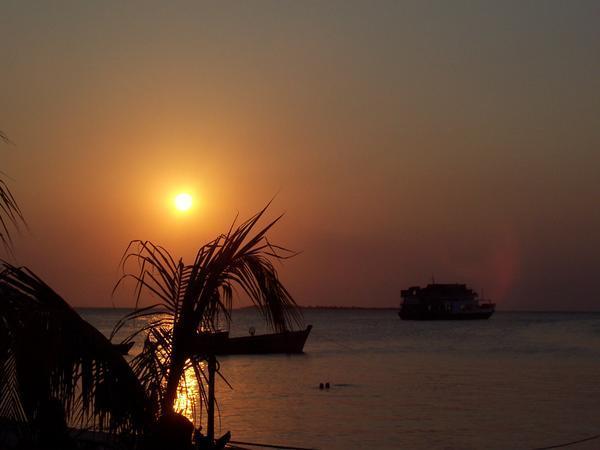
[80,309,600,450]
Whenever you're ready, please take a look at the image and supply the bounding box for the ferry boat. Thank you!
[399,283,495,320]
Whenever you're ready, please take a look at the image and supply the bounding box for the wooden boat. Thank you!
[191,325,312,356]
[218,325,312,355]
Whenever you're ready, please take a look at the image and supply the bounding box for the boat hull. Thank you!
[191,326,313,356]
[217,325,312,355]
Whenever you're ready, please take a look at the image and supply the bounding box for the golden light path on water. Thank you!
[173,363,205,426]
[119,316,206,426]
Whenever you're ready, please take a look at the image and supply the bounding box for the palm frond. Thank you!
[114,206,303,421]
[0,131,25,250]
[0,263,154,434]
[0,344,28,422]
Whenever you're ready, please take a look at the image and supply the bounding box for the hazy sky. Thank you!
[1,1,599,309]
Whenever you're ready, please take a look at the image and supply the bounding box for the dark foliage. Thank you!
[113,205,302,422]
[0,264,153,435]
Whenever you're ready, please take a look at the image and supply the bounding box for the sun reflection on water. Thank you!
[173,362,205,426]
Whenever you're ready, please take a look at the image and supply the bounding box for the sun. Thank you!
[174,192,193,211]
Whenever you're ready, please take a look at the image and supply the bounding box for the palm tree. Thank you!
[0,131,151,444]
[112,205,302,441]
[0,264,154,443]
[0,205,301,447]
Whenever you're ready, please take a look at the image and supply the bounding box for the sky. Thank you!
[1,1,599,310]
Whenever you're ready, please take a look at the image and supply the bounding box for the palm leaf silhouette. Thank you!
[0,131,25,250]
[114,206,302,421]
[0,263,153,435]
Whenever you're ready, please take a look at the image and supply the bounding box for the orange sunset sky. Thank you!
[1,1,599,309]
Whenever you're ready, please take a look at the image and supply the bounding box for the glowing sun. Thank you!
[174,192,193,211]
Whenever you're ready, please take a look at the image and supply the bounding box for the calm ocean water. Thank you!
[80,309,600,450]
